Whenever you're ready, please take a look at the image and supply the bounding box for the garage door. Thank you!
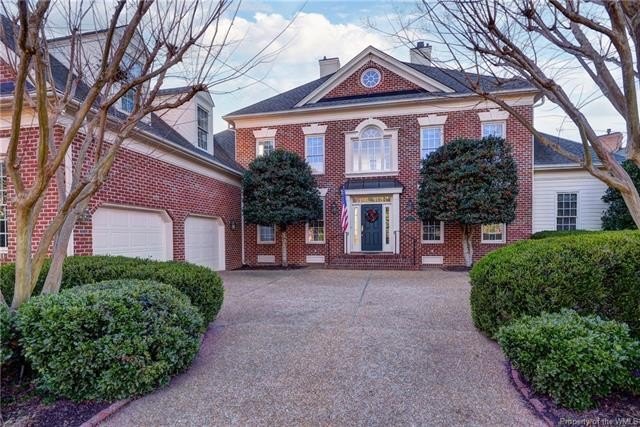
[92,206,172,261]
[184,216,225,271]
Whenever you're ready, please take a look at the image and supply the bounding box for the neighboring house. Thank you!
[533,132,626,232]
[0,16,243,271]
[224,45,539,268]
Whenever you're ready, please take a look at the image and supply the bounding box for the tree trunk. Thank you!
[11,207,34,310]
[280,226,288,267]
[461,223,474,268]
[41,210,78,294]
[622,186,640,229]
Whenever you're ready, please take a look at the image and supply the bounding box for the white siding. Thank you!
[533,169,609,232]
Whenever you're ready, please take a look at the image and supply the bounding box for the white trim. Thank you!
[305,133,325,175]
[257,255,276,264]
[296,46,454,106]
[417,114,448,126]
[422,255,444,265]
[252,127,277,139]
[555,191,581,230]
[184,214,226,271]
[481,121,507,139]
[306,255,325,263]
[318,188,329,197]
[478,109,510,122]
[344,187,403,196]
[257,224,276,244]
[305,197,326,244]
[345,118,399,177]
[421,220,445,244]
[228,94,536,129]
[256,137,275,157]
[0,137,7,154]
[301,123,328,135]
[420,125,444,159]
[360,67,382,88]
[481,223,506,244]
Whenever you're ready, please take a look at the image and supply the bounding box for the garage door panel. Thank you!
[184,216,224,271]
[93,207,171,261]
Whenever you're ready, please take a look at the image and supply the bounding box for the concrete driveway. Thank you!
[104,269,542,426]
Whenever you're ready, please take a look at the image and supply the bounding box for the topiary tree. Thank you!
[417,136,518,266]
[602,160,640,230]
[242,149,323,267]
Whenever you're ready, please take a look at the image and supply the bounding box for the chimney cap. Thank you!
[417,41,425,48]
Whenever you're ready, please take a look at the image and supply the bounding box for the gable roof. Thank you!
[534,133,626,168]
[225,46,536,119]
[0,15,241,175]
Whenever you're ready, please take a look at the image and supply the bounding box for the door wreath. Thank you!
[366,208,379,223]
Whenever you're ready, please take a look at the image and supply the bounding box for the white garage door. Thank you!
[92,206,172,260]
[184,216,225,271]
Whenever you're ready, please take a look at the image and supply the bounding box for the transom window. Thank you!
[0,161,7,249]
[481,223,505,243]
[482,121,505,138]
[420,127,443,159]
[197,106,209,150]
[305,135,324,174]
[352,125,392,173]
[422,220,443,243]
[257,225,275,244]
[360,68,381,88]
[306,198,325,243]
[257,139,275,157]
[557,193,578,231]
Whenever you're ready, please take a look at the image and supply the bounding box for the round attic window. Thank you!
[360,68,381,88]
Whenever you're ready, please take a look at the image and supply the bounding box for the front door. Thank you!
[361,204,383,251]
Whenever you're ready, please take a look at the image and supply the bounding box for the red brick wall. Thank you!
[322,61,423,100]
[236,105,533,268]
[0,60,15,81]
[0,125,243,270]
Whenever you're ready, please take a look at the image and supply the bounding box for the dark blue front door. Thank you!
[361,204,383,251]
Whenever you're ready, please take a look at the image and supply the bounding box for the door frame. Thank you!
[361,203,384,251]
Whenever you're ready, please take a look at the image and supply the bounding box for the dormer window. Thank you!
[119,54,142,113]
[121,89,135,113]
[197,106,209,151]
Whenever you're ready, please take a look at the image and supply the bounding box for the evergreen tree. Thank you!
[243,149,323,267]
[602,160,640,230]
[417,136,519,266]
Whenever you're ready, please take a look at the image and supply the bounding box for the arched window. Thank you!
[352,125,392,172]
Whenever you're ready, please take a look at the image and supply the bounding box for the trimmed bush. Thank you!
[1,256,224,325]
[18,280,203,401]
[470,230,640,337]
[530,229,596,239]
[0,303,16,364]
[497,310,640,410]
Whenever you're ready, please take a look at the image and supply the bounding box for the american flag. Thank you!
[340,189,349,233]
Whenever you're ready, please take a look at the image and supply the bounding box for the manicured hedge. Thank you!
[530,229,596,239]
[497,310,640,410]
[1,256,224,325]
[0,303,16,364]
[18,280,203,401]
[470,230,640,337]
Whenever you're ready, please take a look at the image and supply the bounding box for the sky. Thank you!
[206,0,626,145]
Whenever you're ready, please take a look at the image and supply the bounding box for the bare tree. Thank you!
[0,0,286,309]
[394,0,640,228]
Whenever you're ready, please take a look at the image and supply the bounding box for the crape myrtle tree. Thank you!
[1,0,288,309]
[602,160,640,230]
[417,136,518,267]
[242,149,323,267]
[394,1,640,228]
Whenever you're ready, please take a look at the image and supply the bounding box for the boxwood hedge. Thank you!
[497,310,640,410]
[18,280,202,401]
[1,256,224,326]
[470,230,640,337]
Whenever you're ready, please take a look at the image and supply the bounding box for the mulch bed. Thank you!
[238,264,307,270]
[508,363,640,426]
[1,364,110,427]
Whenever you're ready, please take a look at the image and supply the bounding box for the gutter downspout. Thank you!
[240,187,245,266]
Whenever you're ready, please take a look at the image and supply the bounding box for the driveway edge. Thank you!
[509,364,554,426]
[79,399,131,427]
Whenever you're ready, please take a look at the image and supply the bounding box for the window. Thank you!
[352,126,392,173]
[360,68,381,88]
[420,127,443,158]
[121,90,135,113]
[197,106,209,150]
[306,199,325,243]
[0,162,6,249]
[257,140,274,157]
[120,55,142,113]
[422,220,443,243]
[482,121,505,138]
[557,193,578,231]
[481,223,505,243]
[305,135,324,174]
[257,225,275,244]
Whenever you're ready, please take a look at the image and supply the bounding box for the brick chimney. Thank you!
[598,129,623,153]
[410,41,432,66]
[319,56,340,78]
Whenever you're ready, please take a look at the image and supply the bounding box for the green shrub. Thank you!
[18,280,203,401]
[497,310,640,410]
[530,229,596,239]
[470,230,640,337]
[1,256,224,325]
[0,303,16,364]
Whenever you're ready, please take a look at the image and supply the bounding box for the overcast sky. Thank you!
[209,0,625,144]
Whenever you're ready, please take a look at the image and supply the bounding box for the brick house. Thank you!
[224,45,539,269]
[0,16,243,271]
